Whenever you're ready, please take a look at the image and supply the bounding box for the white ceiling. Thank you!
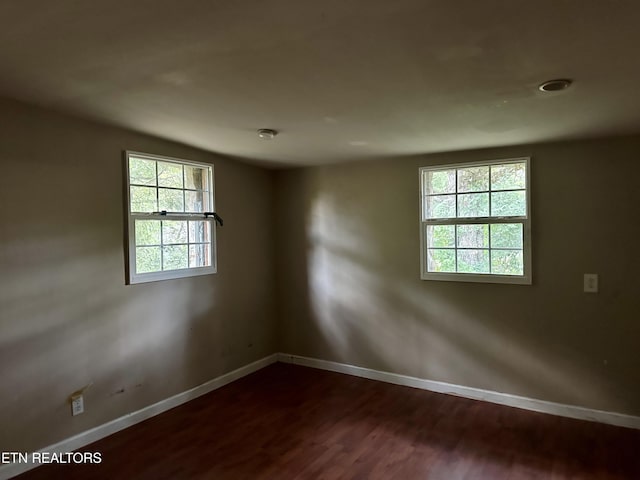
[1,0,640,167]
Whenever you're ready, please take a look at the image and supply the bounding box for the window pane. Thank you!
[428,249,456,273]
[427,225,455,248]
[157,162,183,188]
[136,246,161,273]
[189,244,211,268]
[189,221,210,244]
[162,221,187,244]
[158,188,184,212]
[162,245,188,271]
[491,191,526,216]
[129,157,156,186]
[457,166,489,193]
[491,224,523,249]
[185,190,209,213]
[185,165,209,190]
[457,224,489,248]
[425,169,455,195]
[491,163,526,191]
[457,249,490,273]
[491,250,524,275]
[135,220,160,246]
[130,186,157,212]
[458,193,489,217]
[426,194,456,219]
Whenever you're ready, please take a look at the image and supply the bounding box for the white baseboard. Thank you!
[4,352,638,479]
[278,353,640,430]
[0,354,278,480]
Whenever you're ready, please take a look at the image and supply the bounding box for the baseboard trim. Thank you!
[4,352,638,479]
[0,353,278,480]
[278,353,640,430]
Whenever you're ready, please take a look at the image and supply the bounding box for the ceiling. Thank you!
[1,1,640,167]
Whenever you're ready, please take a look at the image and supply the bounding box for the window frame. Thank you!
[124,151,217,285]
[419,157,532,285]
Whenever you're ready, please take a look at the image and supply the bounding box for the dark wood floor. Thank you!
[16,363,640,480]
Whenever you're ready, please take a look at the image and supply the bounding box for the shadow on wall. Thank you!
[0,98,278,455]
[0,161,276,453]
[0,214,220,452]
[284,163,622,413]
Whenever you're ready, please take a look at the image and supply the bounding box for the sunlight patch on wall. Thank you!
[305,188,614,408]
[0,225,219,446]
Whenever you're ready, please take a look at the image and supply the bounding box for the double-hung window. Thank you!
[420,157,531,284]
[125,151,217,284]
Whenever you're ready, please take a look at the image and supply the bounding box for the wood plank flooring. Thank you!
[16,363,640,479]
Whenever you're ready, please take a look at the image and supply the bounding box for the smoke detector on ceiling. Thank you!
[257,128,278,139]
[538,79,573,92]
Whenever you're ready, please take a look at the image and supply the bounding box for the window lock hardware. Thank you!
[204,212,224,226]
[152,210,224,226]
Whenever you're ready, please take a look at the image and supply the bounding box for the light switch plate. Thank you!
[584,273,598,293]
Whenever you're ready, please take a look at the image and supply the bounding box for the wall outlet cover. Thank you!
[71,395,84,416]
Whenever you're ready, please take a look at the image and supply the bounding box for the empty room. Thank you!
[1,1,639,479]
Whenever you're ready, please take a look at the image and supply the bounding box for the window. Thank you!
[419,157,531,284]
[125,151,217,284]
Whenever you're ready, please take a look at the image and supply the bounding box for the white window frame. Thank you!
[124,151,217,284]
[419,157,532,285]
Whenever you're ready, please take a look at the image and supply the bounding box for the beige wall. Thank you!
[275,137,640,416]
[0,98,277,452]
[2,95,640,455]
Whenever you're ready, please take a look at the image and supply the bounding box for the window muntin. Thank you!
[420,158,531,284]
[125,152,216,284]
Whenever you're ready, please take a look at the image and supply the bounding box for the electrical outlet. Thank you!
[584,273,598,293]
[71,394,84,416]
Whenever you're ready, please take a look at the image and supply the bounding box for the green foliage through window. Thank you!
[421,159,529,280]
[127,152,215,282]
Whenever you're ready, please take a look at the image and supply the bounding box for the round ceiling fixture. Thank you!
[257,128,278,139]
[538,79,573,92]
